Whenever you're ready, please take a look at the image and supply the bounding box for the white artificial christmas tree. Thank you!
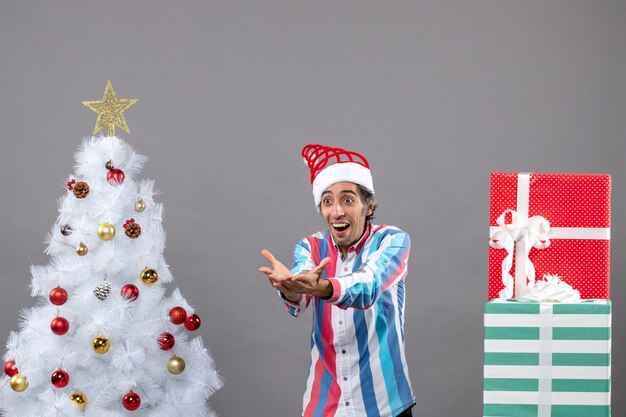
[0,82,222,416]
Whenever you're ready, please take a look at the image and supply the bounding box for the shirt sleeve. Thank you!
[326,229,410,310]
[276,238,315,317]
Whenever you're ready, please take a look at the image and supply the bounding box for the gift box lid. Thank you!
[490,173,611,228]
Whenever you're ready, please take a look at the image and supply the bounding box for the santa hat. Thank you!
[301,144,375,209]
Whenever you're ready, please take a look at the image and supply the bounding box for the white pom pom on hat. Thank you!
[301,144,375,209]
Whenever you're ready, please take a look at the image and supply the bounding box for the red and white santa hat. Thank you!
[302,144,374,209]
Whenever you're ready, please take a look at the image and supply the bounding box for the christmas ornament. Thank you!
[184,314,202,331]
[120,284,139,301]
[82,80,138,136]
[124,218,141,239]
[122,391,141,411]
[93,280,112,300]
[76,242,88,256]
[72,181,90,199]
[169,307,187,325]
[60,224,73,236]
[93,335,110,354]
[135,197,146,212]
[51,369,70,388]
[9,373,28,392]
[70,391,88,411]
[66,179,76,191]
[4,360,18,377]
[105,160,114,170]
[97,222,116,240]
[140,267,158,286]
[51,317,69,335]
[106,168,125,186]
[167,355,186,374]
[157,332,175,350]
[49,286,68,306]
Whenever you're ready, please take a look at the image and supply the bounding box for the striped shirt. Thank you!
[281,224,415,417]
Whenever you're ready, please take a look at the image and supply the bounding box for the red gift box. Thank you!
[488,172,611,300]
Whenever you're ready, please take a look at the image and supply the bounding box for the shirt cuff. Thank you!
[325,278,343,304]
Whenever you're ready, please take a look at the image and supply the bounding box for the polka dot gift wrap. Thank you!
[488,173,611,300]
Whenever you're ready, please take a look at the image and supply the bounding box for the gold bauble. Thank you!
[140,267,158,287]
[76,242,88,256]
[97,222,116,241]
[167,355,186,374]
[70,391,88,411]
[92,335,110,354]
[9,373,28,392]
[135,198,146,212]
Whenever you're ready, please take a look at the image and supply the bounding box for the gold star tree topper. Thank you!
[82,80,138,136]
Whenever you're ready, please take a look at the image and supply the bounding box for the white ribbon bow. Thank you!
[489,209,551,298]
[517,274,581,303]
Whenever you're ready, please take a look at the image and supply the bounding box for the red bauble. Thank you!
[184,314,201,331]
[49,287,68,306]
[107,169,125,186]
[157,332,175,350]
[120,284,139,301]
[51,369,69,388]
[51,317,69,335]
[122,391,141,411]
[169,307,187,325]
[4,360,18,377]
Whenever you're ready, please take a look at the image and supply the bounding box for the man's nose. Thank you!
[331,202,345,216]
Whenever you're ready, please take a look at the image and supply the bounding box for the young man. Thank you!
[260,144,415,417]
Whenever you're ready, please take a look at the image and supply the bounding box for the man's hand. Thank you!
[260,250,333,300]
[259,249,300,302]
[287,257,332,298]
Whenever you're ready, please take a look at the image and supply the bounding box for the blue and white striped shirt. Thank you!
[281,224,415,417]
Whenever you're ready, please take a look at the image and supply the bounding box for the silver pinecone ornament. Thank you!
[94,280,112,300]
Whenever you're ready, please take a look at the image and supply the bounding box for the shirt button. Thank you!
[345,401,350,406]
[343,376,348,381]
[338,320,343,325]
[344,267,348,272]
[341,349,346,354]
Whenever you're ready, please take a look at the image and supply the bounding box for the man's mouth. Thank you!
[332,223,350,232]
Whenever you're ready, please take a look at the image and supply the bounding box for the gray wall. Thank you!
[1,1,624,416]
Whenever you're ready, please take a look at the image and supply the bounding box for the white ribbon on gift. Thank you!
[538,303,554,417]
[517,274,581,303]
[489,209,551,298]
[489,173,610,299]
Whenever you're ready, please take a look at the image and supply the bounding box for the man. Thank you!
[260,144,415,417]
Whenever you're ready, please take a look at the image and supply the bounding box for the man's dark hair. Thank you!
[357,185,377,223]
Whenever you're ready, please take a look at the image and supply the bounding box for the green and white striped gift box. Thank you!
[483,300,611,417]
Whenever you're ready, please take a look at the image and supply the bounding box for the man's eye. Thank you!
[344,198,354,204]
[323,199,332,205]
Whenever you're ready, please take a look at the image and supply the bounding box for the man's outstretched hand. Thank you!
[259,249,299,301]
[259,249,333,301]
[288,258,332,298]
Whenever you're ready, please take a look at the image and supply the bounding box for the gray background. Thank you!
[0,1,624,416]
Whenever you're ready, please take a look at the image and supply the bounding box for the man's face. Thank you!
[320,182,373,253]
